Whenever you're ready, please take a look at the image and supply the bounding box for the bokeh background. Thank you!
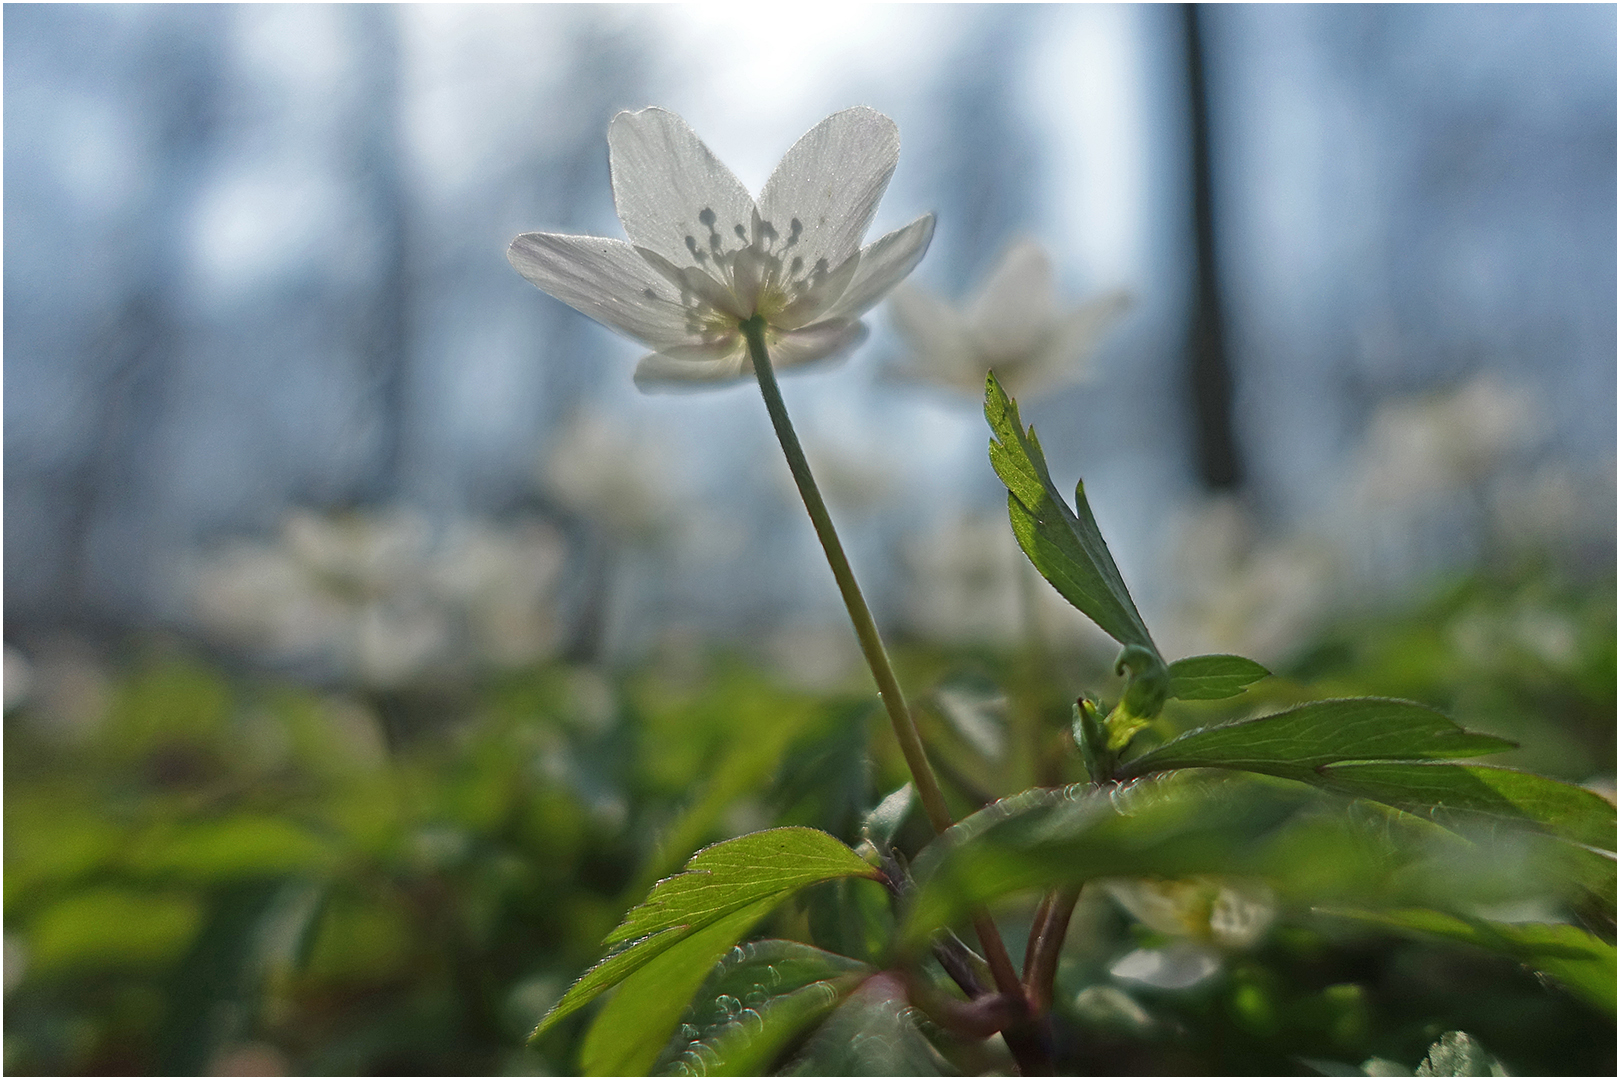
[5,5,1615,1075]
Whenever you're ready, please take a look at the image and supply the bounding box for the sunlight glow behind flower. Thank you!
[508,107,934,390]
[886,237,1130,400]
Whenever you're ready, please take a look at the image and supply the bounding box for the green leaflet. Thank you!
[1318,907,1616,1012]
[1166,654,1271,700]
[1118,698,1515,784]
[984,373,1160,661]
[780,972,953,1075]
[1318,762,1617,852]
[624,676,829,900]
[582,899,779,1076]
[901,778,1320,947]
[899,776,1578,950]
[655,940,871,1077]
[531,828,878,1048]
[1413,1031,1509,1077]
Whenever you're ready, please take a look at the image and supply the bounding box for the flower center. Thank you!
[675,207,843,326]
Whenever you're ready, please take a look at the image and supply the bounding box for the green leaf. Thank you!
[581,898,779,1076]
[125,816,337,882]
[157,880,289,1075]
[1319,907,1616,1012]
[1414,1031,1507,1077]
[627,681,829,899]
[1119,698,1515,783]
[656,940,870,1077]
[780,972,952,1075]
[984,373,1159,658]
[900,776,1574,949]
[1318,762,1617,852]
[1553,841,1618,911]
[531,828,878,1045]
[1167,654,1271,700]
[901,778,1322,946]
[860,783,918,852]
[27,888,201,972]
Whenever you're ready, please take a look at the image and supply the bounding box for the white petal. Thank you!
[758,106,900,278]
[967,238,1057,330]
[769,318,868,370]
[634,245,747,320]
[885,284,978,392]
[821,214,936,321]
[1110,942,1222,991]
[1009,288,1133,399]
[632,345,751,392]
[608,107,759,267]
[507,232,694,349]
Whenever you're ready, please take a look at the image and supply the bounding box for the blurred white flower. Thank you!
[900,510,1115,652]
[1350,373,1543,510]
[886,237,1130,400]
[1157,496,1337,666]
[189,508,566,686]
[899,512,1024,645]
[539,410,678,540]
[508,106,934,390]
[1158,376,1562,665]
[1105,876,1276,991]
[11,639,111,744]
[3,644,34,711]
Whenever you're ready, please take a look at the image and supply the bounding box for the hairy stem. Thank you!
[742,318,1030,1014]
[1023,884,1084,1014]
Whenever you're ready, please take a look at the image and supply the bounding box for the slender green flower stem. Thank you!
[741,317,1028,1009]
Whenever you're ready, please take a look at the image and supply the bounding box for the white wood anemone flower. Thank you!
[885,238,1131,401]
[508,107,936,391]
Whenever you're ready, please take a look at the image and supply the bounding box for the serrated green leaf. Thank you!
[1318,762,1617,852]
[902,778,1321,946]
[582,898,778,1076]
[1167,654,1271,700]
[1414,1031,1506,1077]
[606,828,881,946]
[656,940,870,1077]
[984,373,1159,658]
[1119,698,1515,783]
[1318,907,1616,1012]
[532,828,877,1045]
[900,775,1576,950]
[781,972,952,1075]
[627,682,828,899]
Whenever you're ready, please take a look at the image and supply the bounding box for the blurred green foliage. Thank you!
[4,564,1613,1075]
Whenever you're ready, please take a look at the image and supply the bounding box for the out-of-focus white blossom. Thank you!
[4,645,34,711]
[540,410,680,540]
[509,106,934,390]
[189,508,566,687]
[899,512,1024,645]
[900,510,1115,651]
[1156,375,1579,666]
[10,640,111,744]
[1349,373,1543,510]
[886,237,1130,400]
[1157,496,1338,665]
[1105,876,1276,991]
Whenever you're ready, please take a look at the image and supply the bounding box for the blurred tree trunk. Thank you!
[349,5,411,504]
[57,10,227,630]
[1183,3,1244,490]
